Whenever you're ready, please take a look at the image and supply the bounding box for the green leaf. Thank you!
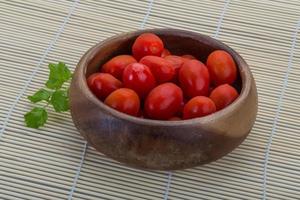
[46,62,72,89]
[28,89,52,103]
[50,90,69,112]
[24,107,48,128]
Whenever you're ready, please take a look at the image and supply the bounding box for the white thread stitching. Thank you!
[213,0,230,39]
[0,0,80,139]
[163,172,173,200]
[140,0,154,29]
[261,19,300,200]
[67,141,88,200]
[66,0,155,199]
[161,1,230,199]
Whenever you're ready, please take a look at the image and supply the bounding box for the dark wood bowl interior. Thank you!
[70,28,257,170]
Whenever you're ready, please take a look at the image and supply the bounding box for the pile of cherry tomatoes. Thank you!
[87,33,239,120]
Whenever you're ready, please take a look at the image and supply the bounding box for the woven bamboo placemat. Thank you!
[0,0,299,199]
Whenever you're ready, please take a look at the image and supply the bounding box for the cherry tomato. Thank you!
[132,33,164,60]
[144,83,183,120]
[168,116,181,121]
[179,59,210,98]
[161,48,171,57]
[209,84,238,111]
[183,96,216,119]
[174,98,187,117]
[208,86,215,95]
[164,55,186,83]
[122,63,156,98]
[140,56,175,83]
[182,54,195,59]
[102,55,137,80]
[87,73,122,100]
[206,50,237,85]
[137,109,144,118]
[164,55,186,76]
[104,88,140,116]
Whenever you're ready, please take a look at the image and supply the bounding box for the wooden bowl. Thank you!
[70,28,258,170]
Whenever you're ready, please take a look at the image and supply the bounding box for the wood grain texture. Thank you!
[69,28,258,170]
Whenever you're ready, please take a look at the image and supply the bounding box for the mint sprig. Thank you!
[24,62,72,128]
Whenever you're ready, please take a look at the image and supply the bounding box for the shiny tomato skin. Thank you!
[209,84,239,111]
[132,33,164,60]
[122,63,156,98]
[161,49,171,57]
[140,56,175,83]
[175,98,187,117]
[144,83,183,120]
[104,88,140,116]
[183,96,216,119]
[101,55,137,80]
[179,59,210,98]
[206,50,237,85]
[164,55,187,82]
[164,55,186,72]
[181,54,195,59]
[87,73,122,100]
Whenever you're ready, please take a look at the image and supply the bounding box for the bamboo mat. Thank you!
[0,0,299,199]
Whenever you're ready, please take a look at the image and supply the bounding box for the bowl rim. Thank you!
[74,28,252,127]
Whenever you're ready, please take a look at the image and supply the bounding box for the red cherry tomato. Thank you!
[144,83,183,120]
[161,49,171,58]
[168,116,181,121]
[209,84,239,111]
[179,59,210,98]
[165,55,188,83]
[208,86,215,95]
[175,98,187,117]
[164,55,186,78]
[179,100,185,113]
[140,56,175,83]
[182,54,195,60]
[206,50,237,85]
[132,33,164,60]
[102,55,137,80]
[183,96,216,119]
[122,63,156,98]
[137,109,144,118]
[104,88,140,116]
[87,73,122,100]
